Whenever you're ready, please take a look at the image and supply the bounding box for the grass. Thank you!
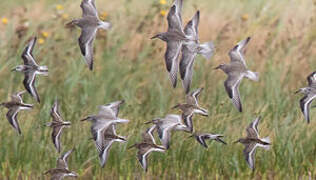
[0,0,315,179]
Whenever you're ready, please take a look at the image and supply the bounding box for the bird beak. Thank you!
[294,90,300,94]
[150,35,158,39]
[80,117,88,121]
[11,68,16,72]
[233,140,239,144]
[186,135,194,139]
[213,65,220,70]
[171,104,179,109]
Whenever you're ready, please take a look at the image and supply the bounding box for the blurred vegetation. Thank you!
[0,0,315,179]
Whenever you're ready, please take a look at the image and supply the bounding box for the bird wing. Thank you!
[167,4,183,33]
[57,149,73,170]
[80,0,98,17]
[307,71,316,87]
[224,73,244,112]
[23,71,40,103]
[180,43,197,93]
[183,11,199,40]
[11,91,24,103]
[165,40,182,87]
[6,107,21,134]
[228,37,251,67]
[186,87,203,106]
[21,37,38,66]
[79,26,97,70]
[299,94,316,123]
[196,135,208,148]
[142,125,156,144]
[52,125,65,153]
[243,142,257,170]
[182,110,193,132]
[51,99,64,123]
[246,117,260,138]
[99,139,114,167]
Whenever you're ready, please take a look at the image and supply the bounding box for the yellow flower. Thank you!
[38,38,45,44]
[56,4,64,11]
[160,10,167,17]
[241,14,249,21]
[100,12,108,21]
[41,31,49,38]
[2,17,8,25]
[62,13,69,20]
[159,0,167,5]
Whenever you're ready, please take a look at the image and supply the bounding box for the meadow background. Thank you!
[0,0,315,179]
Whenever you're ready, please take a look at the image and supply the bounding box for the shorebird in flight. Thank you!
[295,71,316,123]
[46,99,71,153]
[44,149,78,180]
[128,126,166,172]
[67,0,111,70]
[188,132,226,148]
[180,11,214,93]
[214,37,259,112]
[172,88,208,132]
[145,114,187,149]
[12,37,48,103]
[96,125,127,167]
[234,117,271,170]
[151,0,185,88]
[0,91,33,135]
[81,100,129,166]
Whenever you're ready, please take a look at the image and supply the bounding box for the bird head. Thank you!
[11,65,24,72]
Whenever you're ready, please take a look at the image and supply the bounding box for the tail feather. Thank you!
[198,41,215,60]
[245,71,259,81]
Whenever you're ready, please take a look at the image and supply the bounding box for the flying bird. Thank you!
[0,91,33,134]
[234,117,271,170]
[128,126,166,172]
[81,100,129,166]
[180,11,214,93]
[172,88,208,132]
[145,114,188,149]
[188,132,226,148]
[12,37,48,103]
[151,0,185,88]
[96,125,127,167]
[295,71,316,123]
[44,149,78,180]
[67,0,111,70]
[214,37,259,112]
[46,99,71,153]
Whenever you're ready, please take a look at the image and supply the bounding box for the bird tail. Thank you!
[259,136,271,150]
[245,70,259,81]
[198,41,215,60]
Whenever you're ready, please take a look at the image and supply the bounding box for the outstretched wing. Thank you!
[299,94,316,123]
[6,107,21,134]
[228,37,251,67]
[183,11,199,40]
[180,44,197,94]
[224,74,244,112]
[52,125,65,153]
[80,0,98,17]
[23,71,40,103]
[165,40,182,88]
[79,26,97,70]
[51,99,64,123]
[246,117,260,138]
[21,37,38,66]
[243,142,257,170]
[307,71,316,87]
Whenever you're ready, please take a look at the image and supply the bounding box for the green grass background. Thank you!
[0,0,315,179]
